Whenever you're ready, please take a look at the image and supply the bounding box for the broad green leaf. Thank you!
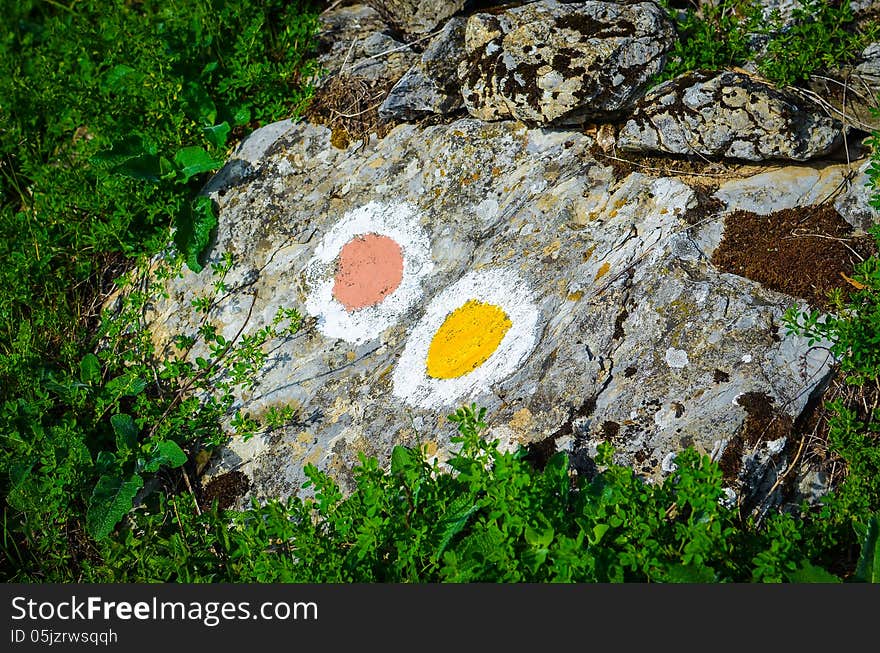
[391,445,417,475]
[203,121,231,149]
[590,523,610,545]
[785,560,841,584]
[86,473,144,539]
[104,372,147,397]
[435,494,480,560]
[113,154,169,182]
[172,146,223,181]
[79,353,101,384]
[143,441,187,473]
[525,525,554,548]
[174,196,217,273]
[854,513,880,583]
[110,413,138,452]
[89,135,151,167]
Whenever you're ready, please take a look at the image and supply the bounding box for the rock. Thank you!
[834,159,880,233]
[379,17,467,121]
[458,0,676,125]
[617,70,844,161]
[148,116,833,507]
[365,0,466,36]
[315,3,418,84]
[705,159,880,235]
[712,164,853,215]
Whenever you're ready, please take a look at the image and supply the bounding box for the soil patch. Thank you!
[200,471,251,510]
[718,391,792,483]
[711,203,877,310]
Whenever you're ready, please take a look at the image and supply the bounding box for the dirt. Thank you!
[718,391,792,483]
[711,203,877,311]
[200,471,251,511]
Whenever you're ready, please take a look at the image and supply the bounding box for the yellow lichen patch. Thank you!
[595,261,611,280]
[426,300,512,379]
[509,407,534,433]
[567,290,584,301]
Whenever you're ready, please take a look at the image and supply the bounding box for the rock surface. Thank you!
[379,17,467,121]
[149,117,836,509]
[315,3,417,84]
[617,70,844,161]
[365,0,467,36]
[458,0,676,125]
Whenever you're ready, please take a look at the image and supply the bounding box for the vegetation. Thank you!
[657,0,879,86]
[1,0,880,583]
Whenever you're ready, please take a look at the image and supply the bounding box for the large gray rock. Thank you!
[379,17,467,121]
[147,117,832,508]
[617,70,844,161]
[458,0,676,125]
[365,0,467,36]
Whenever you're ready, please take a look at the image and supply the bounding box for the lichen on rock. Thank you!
[458,0,676,125]
[617,70,844,161]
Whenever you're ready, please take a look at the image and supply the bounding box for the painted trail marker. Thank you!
[393,268,540,409]
[303,201,434,345]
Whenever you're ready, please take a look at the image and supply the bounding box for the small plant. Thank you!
[656,0,877,86]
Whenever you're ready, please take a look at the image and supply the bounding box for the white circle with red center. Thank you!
[303,201,434,344]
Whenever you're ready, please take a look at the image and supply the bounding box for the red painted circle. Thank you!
[332,233,404,311]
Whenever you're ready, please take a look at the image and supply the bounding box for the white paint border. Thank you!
[302,201,434,344]
[392,268,540,409]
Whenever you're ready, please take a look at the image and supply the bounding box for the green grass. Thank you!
[2,0,880,583]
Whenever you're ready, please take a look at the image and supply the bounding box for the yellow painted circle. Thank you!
[426,300,512,379]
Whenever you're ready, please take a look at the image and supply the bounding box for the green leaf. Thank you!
[110,413,138,452]
[86,473,144,540]
[435,495,480,560]
[174,196,217,273]
[391,445,417,475]
[104,372,147,398]
[785,560,842,584]
[172,146,223,181]
[79,353,101,384]
[143,441,187,473]
[113,153,168,182]
[525,525,554,548]
[89,135,152,167]
[233,106,251,126]
[203,121,231,149]
[854,513,880,583]
[590,523,610,545]
[101,64,141,92]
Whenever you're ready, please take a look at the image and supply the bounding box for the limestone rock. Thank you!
[315,3,417,84]
[365,0,466,36]
[149,117,832,508]
[617,70,844,161]
[458,0,676,125]
[834,159,880,233]
[379,17,467,121]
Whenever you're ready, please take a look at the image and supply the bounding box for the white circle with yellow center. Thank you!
[392,268,540,408]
